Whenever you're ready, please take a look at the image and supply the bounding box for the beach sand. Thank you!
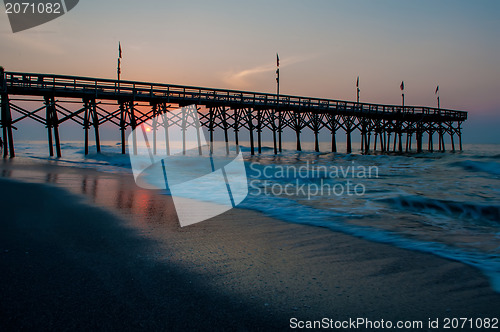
[1,158,499,330]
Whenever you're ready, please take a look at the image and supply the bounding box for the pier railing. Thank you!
[3,72,467,121]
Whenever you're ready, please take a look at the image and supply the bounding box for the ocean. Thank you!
[7,140,500,292]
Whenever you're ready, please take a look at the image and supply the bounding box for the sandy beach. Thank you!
[1,157,499,331]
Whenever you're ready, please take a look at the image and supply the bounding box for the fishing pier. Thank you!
[0,71,467,158]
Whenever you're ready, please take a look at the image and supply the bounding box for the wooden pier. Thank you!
[0,70,467,158]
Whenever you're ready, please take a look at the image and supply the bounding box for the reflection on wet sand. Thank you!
[0,159,179,230]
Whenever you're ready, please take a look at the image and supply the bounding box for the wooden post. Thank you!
[209,107,214,154]
[234,109,240,154]
[450,131,455,151]
[152,103,158,155]
[119,102,126,154]
[272,111,277,155]
[438,129,442,151]
[1,93,15,158]
[366,132,371,153]
[346,131,352,154]
[314,114,320,153]
[458,125,463,151]
[84,99,89,155]
[439,127,445,152]
[295,112,302,151]
[51,98,62,158]
[45,96,54,157]
[161,104,170,156]
[130,101,137,155]
[193,106,203,156]
[360,121,365,153]
[416,126,423,153]
[257,109,262,154]
[247,108,254,155]
[221,106,230,154]
[393,130,397,152]
[387,132,392,152]
[428,131,434,152]
[278,110,282,153]
[398,127,403,153]
[92,99,101,153]
[1,95,7,157]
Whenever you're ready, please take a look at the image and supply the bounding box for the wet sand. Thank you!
[1,158,499,330]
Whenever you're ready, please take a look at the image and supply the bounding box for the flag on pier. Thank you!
[356,76,359,88]
[276,53,280,84]
[435,85,439,94]
[117,42,122,80]
[400,81,404,91]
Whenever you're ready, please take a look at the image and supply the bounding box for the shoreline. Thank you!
[1,157,500,329]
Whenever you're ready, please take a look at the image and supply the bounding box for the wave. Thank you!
[238,194,500,293]
[379,195,500,223]
[450,160,500,177]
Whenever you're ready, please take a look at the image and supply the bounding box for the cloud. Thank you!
[222,54,318,88]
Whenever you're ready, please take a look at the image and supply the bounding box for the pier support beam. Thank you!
[450,131,455,152]
[92,100,101,153]
[83,99,100,154]
[151,103,158,155]
[439,126,445,152]
[257,109,262,154]
[458,123,463,151]
[44,96,61,158]
[272,110,277,154]
[233,108,240,154]
[119,102,126,154]
[160,104,171,156]
[294,112,302,152]
[343,116,355,154]
[221,107,230,154]
[129,101,137,155]
[329,115,338,153]
[346,130,352,154]
[360,120,367,154]
[313,113,320,153]
[398,129,403,153]
[84,99,90,155]
[1,93,15,158]
[209,107,214,153]
[278,110,282,153]
[247,108,255,155]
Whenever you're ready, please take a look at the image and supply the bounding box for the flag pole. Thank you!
[356,76,360,103]
[436,85,440,109]
[276,53,280,99]
[400,81,405,107]
[117,42,122,82]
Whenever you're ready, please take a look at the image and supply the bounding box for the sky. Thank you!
[1,0,499,143]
